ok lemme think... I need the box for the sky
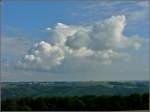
[1,0,149,82]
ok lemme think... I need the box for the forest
[2,93,149,111]
[2,81,149,100]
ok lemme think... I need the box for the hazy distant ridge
[2,81,149,100]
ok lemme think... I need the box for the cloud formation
[18,41,64,70]
[18,15,142,70]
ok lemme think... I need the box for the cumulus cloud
[66,15,141,50]
[18,41,64,70]
[18,15,142,70]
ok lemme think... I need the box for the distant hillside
[1,81,149,100]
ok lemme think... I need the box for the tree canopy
[2,93,149,111]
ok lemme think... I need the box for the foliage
[1,93,149,111]
[2,81,149,100]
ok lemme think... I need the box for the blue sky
[1,0,149,81]
[2,1,149,38]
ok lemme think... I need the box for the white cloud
[18,15,142,71]
[18,41,64,70]
[66,15,142,51]
[46,27,51,31]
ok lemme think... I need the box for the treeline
[2,93,149,111]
